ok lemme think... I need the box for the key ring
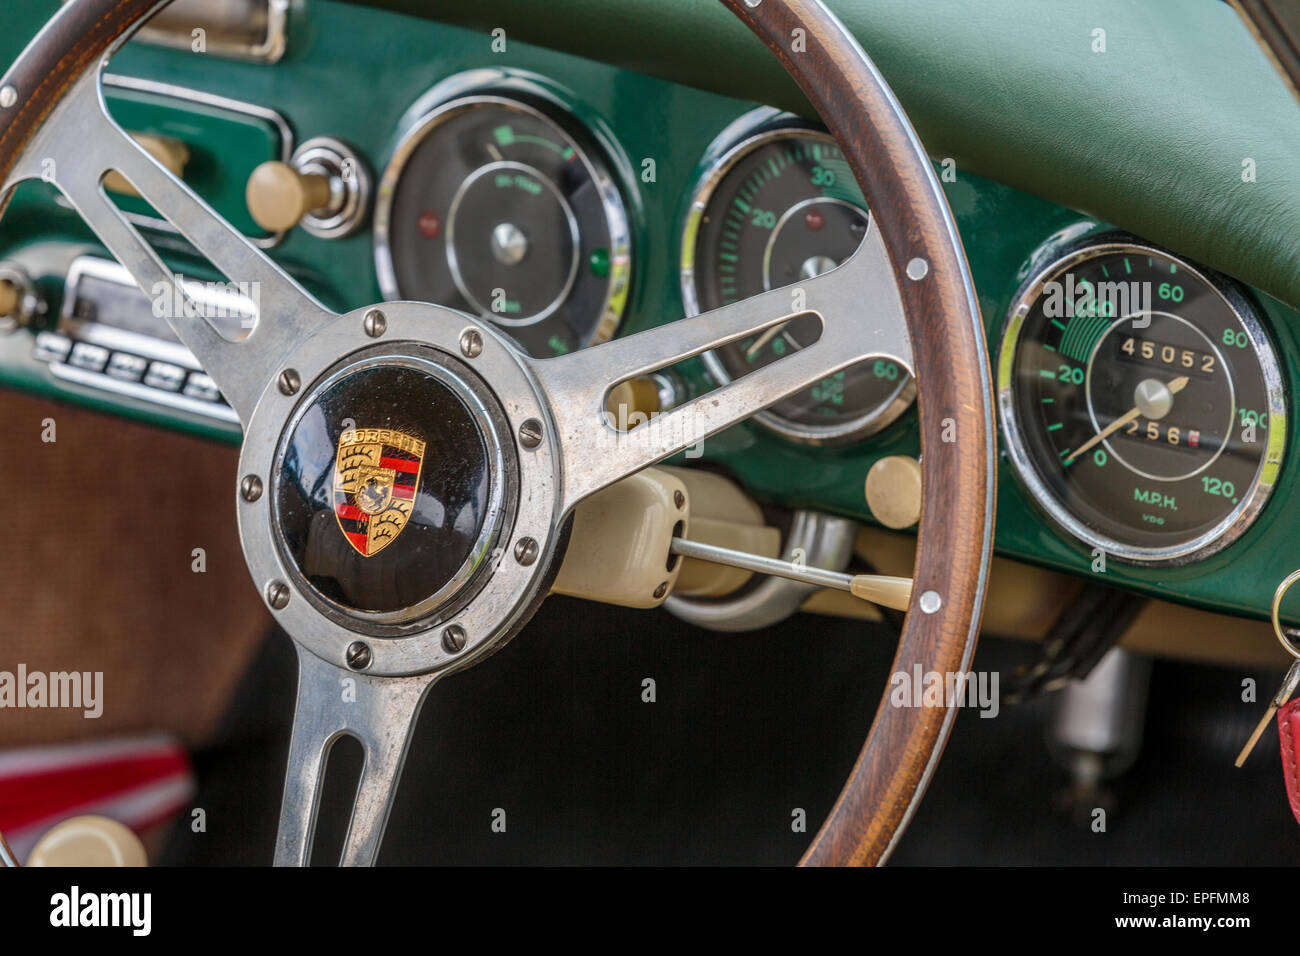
[1269,570,1300,660]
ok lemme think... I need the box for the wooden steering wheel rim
[717,0,996,866]
[0,0,995,866]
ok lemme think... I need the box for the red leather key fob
[1280,697,1300,825]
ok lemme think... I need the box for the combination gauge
[374,90,632,357]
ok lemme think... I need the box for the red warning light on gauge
[418,210,442,240]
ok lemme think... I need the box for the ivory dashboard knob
[0,278,17,318]
[604,373,679,429]
[605,376,662,422]
[246,160,336,233]
[103,133,189,196]
[865,455,923,530]
[26,815,147,867]
[0,262,40,330]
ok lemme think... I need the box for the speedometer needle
[1063,375,1190,464]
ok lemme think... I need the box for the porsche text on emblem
[333,427,425,557]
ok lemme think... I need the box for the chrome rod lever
[669,537,913,611]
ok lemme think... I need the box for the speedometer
[998,237,1286,564]
[682,117,914,445]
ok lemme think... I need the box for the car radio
[31,256,253,426]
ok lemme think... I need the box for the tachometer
[682,119,914,444]
[998,237,1286,564]
[374,92,631,357]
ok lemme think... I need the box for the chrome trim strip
[49,362,240,425]
[133,0,290,64]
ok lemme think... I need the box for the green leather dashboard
[2,0,1299,627]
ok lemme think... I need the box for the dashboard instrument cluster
[369,78,1290,572]
[0,27,1294,625]
[373,88,915,442]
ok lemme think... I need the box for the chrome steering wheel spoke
[5,69,333,425]
[528,225,913,513]
[275,646,437,867]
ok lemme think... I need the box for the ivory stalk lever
[668,537,913,611]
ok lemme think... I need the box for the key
[1235,659,1300,766]
[1235,570,1300,767]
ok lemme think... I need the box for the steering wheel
[0,0,994,865]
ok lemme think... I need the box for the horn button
[272,348,513,630]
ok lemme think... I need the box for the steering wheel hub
[233,301,564,678]
[272,347,514,630]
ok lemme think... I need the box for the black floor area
[162,596,1300,865]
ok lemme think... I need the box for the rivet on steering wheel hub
[459,327,484,358]
[513,536,539,566]
[346,640,372,670]
[362,308,387,337]
[519,417,543,449]
[266,580,291,610]
[240,474,264,502]
[441,625,467,653]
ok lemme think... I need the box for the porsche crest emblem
[333,427,425,557]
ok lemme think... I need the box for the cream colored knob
[605,376,664,428]
[104,133,189,197]
[865,455,923,530]
[849,573,914,611]
[0,279,17,318]
[27,816,147,867]
[246,160,334,232]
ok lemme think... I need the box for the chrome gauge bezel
[997,235,1288,566]
[373,90,633,350]
[680,116,915,446]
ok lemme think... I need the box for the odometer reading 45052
[998,239,1286,564]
